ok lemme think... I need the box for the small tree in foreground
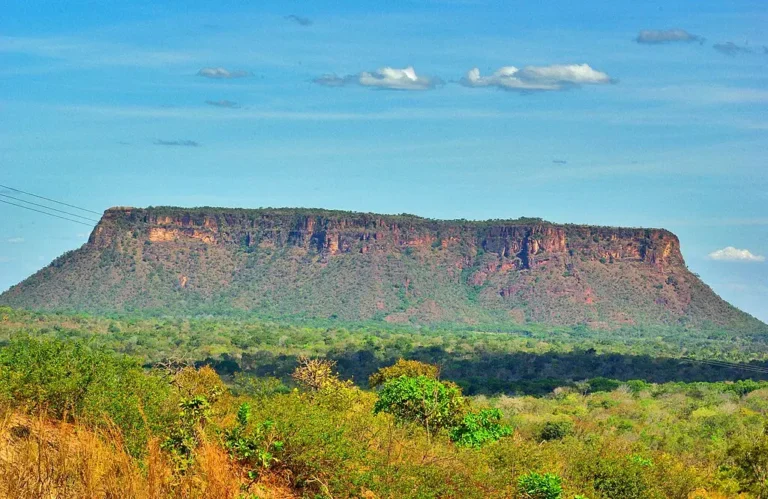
[369,359,439,388]
[292,356,340,391]
[373,375,465,436]
[727,426,768,498]
[449,408,512,448]
[223,403,284,476]
[539,420,574,442]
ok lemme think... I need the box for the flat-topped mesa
[90,207,684,270]
[4,206,762,331]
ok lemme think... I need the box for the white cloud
[314,66,438,91]
[197,67,252,79]
[359,66,436,90]
[708,247,765,262]
[7,238,24,244]
[635,29,703,44]
[0,257,10,263]
[461,64,613,92]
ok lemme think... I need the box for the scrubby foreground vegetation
[2,336,768,498]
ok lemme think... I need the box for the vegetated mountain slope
[1,206,764,332]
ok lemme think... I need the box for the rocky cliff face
[2,207,763,332]
[91,207,682,268]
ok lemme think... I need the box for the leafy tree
[171,365,226,404]
[224,403,284,475]
[723,379,763,397]
[373,375,465,436]
[587,377,621,393]
[0,336,172,456]
[449,408,512,448]
[589,457,651,499]
[626,379,652,393]
[292,356,348,391]
[539,420,574,441]
[517,472,563,499]
[162,395,211,471]
[727,427,768,498]
[232,373,290,398]
[368,358,439,388]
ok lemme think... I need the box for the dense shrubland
[2,335,768,497]
[2,307,768,399]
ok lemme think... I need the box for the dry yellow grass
[0,410,297,499]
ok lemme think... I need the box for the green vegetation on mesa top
[123,205,551,226]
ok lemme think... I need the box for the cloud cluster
[314,66,438,91]
[461,64,613,92]
[286,15,312,26]
[197,67,252,79]
[708,247,765,262]
[635,29,767,57]
[7,238,24,244]
[313,74,353,87]
[154,139,200,147]
[713,42,754,56]
[636,29,703,44]
[205,100,240,108]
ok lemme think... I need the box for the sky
[1,0,767,322]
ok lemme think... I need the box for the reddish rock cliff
[91,207,683,271]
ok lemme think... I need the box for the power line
[0,198,95,227]
[687,358,768,371]
[683,358,764,371]
[0,183,101,215]
[0,193,100,223]
[681,357,768,374]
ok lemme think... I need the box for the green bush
[162,395,211,471]
[626,379,651,393]
[232,373,290,398]
[539,420,574,441]
[723,379,763,397]
[224,403,284,474]
[449,408,512,448]
[517,472,563,499]
[726,428,768,498]
[0,336,173,456]
[590,457,651,499]
[248,391,368,496]
[374,375,465,435]
[368,359,439,388]
[587,377,621,393]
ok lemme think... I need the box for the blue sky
[1,0,767,321]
